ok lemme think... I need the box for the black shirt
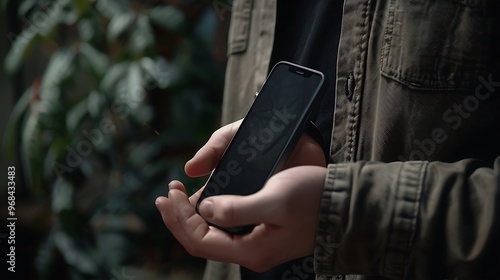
[269,0,343,160]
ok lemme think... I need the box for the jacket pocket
[227,0,253,55]
[381,0,493,90]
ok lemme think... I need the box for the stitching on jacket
[383,162,425,279]
[347,0,371,161]
[227,0,253,55]
[380,0,395,79]
[402,161,427,279]
[315,164,353,275]
[381,163,404,277]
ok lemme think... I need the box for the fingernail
[155,197,164,208]
[167,182,174,197]
[199,200,214,219]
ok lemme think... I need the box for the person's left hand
[155,165,326,272]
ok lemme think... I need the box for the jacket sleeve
[314,158,500,280]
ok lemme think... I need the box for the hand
[156,166,326,271]
[183,120,326,178]
[155,120,327,271]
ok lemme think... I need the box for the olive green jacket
[204,0,500,279]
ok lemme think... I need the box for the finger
[285,133,326,169]
[189,185,205,207]
[185,120,242,177]
[197,190,282,228]
[155,196,176,227]
[157,188,209,254]
[168,180,187,194]
[157,190,286,268]
[166,189,245,260]
[168,180,202,207]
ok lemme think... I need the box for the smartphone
[195,61,324,234]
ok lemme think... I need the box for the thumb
[197,192,280,228]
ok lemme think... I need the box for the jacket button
[345,72,355,101]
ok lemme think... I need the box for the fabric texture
[204,0,500,279]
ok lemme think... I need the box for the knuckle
[216,200,235,223]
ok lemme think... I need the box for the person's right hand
[184,119,326,179]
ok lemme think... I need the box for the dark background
[0,0,232,279]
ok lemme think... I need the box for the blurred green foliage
[2,0,227,279]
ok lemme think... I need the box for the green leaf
[139,57,181,89]
[2,87,32,162]
[78,13,103,43]
[107,12,135,42]
[4,28,39,75]
[29,0,67,36]
[59,0,78,25]
[87,90,106,119]
[96,0,128,18]
[41,47,76,101]
[79,43,109,79]
[43,142,63,183]
[125,62,143,109]
[66,97,89,133]
[20,110,44,192]
[38,92,65,132]
[100,61,129,93]
[130,14,154,54]
[53,230,98,275]
[18,0,37,16]
[51,179,80,239]
[148,5,186,32]
[35,48,75,133]
[52,178,74,213]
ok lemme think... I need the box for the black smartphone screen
[196,62,324,233]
